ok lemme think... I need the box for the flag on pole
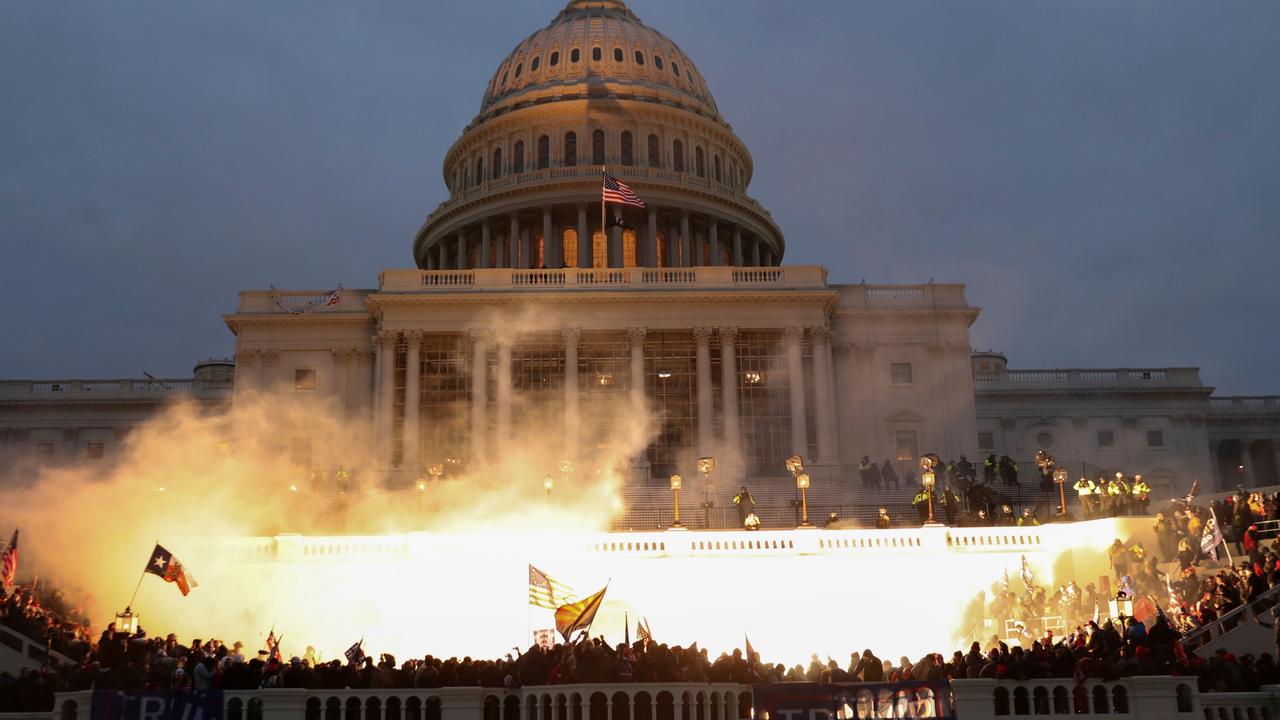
[602,172,646,208]
[554,584,608,642]
[1184,480,1200,506]
[1019,556,1035,590]
[1,529,17,588]
[344,638,365,665]
[1201,510,1225,561]
[529,565,576,609]
[144,544,197,596]
[744,634,757,664]
[636,617,652,645]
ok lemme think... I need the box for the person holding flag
[1202,508,1230,563]
[554,583,608,643]
[1,528,16,588]
[345,638,366,666]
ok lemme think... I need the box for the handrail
[1181,583,1280,650]
[0,622,76,668]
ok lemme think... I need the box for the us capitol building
[1,0,1277,503]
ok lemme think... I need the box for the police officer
[912,487,930,523]
[1132,475,1151,515]
[1074,476,1097,519]
[1018,509,1040,527]
[1110,472,1131,516]
[875,507,892,529]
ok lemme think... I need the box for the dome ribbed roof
[479,0,718,118]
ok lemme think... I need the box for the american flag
[1,529,16,587]
[602,172,645,208]
[529,564,576,609]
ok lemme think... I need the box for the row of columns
[375,325,839,473]
[424,205,773,271]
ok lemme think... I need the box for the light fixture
[115,608,140,635]
[289,483,298,492]
[543,474,554,498]
[785,455,804,475]
[596,372,613,386]
[669,474,683,528]
[1053,467,1069,515]
[744,371,763,385]
[920,455,941,526]
[657,371,672,379]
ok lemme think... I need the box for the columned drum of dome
[413,0,785,271]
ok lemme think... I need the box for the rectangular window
[895,430,918,463]
[978,432,995,451]
[890,362,913,385]
[35,443,53,462]
[1097,430,1115,448]
[1146,430,1165,448]
[86,442,105,460]
[294,368,317,391]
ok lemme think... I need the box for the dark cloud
[2,1,1276,393]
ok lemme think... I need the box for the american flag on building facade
[602,172,646,208]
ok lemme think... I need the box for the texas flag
[144,544,197,596]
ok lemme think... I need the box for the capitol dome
[414,0,784,272]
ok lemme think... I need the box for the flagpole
[127,539,160,609]
[600,166,606,268]
[1211,508,1234,565]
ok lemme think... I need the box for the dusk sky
[2,1,1277,394]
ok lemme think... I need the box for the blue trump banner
[90,690,223,720]
[753,681,954,720]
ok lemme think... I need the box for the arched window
[592,230,606,268]
[672,62,680,78]
[592,47,601,61]
[694,146,705,177]
[570,48,580,63]
[514,63,522,78]
[533,233,545,269]
[476,155,485,183]
[623,228,637,267]
[563,132,577,166]
[592,129,605,165]
[549,51,559,67]
[500,71,508,85]
[620,131,634,166]
[647,134,660,168]
[656,231,666,268]
[562,229,578,268]
[654,55,663,70]
[634,50,644,65]
[673,139,684,172]
[613,47,623,62]
[513,141,525,174]
[537,135,549,170]
[492,148,502,179]
[713,153,721,182]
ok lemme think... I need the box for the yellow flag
[554,584,608,642]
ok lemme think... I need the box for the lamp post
[796,472,811,527]
[920,455,942,526]
[1054,467,1069,516]
[417,475,427,519]
[543,474,554,499]
[697,457,716,528]
[669,474,683,528]
[785,455,808,527]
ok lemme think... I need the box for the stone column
[784,326,808,461]
[480,221,491,269]
[456,230,466,270]
[732,227,744,266]
[376,331,397,466]
[495,339,513,453]
[719,327,741,462]
[750,238,762,267]
[470,330,489,463]
[402,331,423,472]
[627,327,650,476]
[234,349,259,397]
[667,220,680,267]
[694,327,714,457]
[608,223,622,268]
[542,205,557,268]
[577,204,591,269]
[426,252,436,271]
[709,220,720,266]
[330,348,351,413]
[259,349,279,391]
[563,328,580,460]
[508,213,520,268]
[680,210,692,267]
[521,227,532,270]
[647,205,658,268]
[810,326,837,464]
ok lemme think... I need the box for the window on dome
[475,156,485,183]
[686,70,693,83]
[620,131,634,166]
[694,146,705,178]
[514,63,522,78]
[647,134,660,168]
[613,47,623,62]
[513,141,525,173]
[501,71,508,85]
[713,154,721,183]
[530,56,540,72]
[564,131,577,167]
[592,47,601,61]
[654,55,663,70]
[591,129,605,165]
[570,48,580,63]
[549,51,559,67]
[672,62,680,77]
[492,148,502,179]
[673,139,684,172]
[634,50,644,65]
[537,135,549,170]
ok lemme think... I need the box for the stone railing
[0,623,74,673]
[1182,584,1280,652]
[25,678,1276,720]
[0,378,232,400]
[973,367,1204,389]
[1209,396,1280,416]
[235,288,372,314]
[375,266,829,293]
